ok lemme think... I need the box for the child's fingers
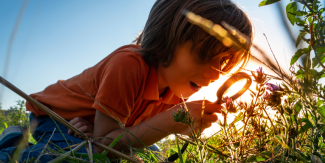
[69,117,83,125]
[78,126,93,133]
[68,129,73,135]
[194,122,212,132]
[204,103,222,114]
[202,113,218,123]
[74,122,86,129]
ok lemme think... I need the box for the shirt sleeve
[92,51,143,124]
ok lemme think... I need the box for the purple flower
[181,105,185,113]
[252,67,266,84]
[263,91,270,99]
[257,67,263,73]
[296,79,301,84]
[266,83,280,91]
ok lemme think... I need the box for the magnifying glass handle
[216,72,252,104]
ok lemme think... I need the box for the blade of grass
[87,140,93,163]
[102,132,125,155]
[175,134,184,163]
[48,140,87,163]
[93,141,141,163]
[35,128,56,162]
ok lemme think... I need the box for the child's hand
[175,100,221,135]
[68,117,94,138]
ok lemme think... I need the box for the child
[0,0,252,162]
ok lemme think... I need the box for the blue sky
[0,0,302,109]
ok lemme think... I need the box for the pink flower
[257,67,263,73]
[266,83,280,91]
[263,91,270,99]
[225,96,232,108]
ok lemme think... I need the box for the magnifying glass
[215,72,252,104]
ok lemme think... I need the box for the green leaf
[296,69,304,75]
[320,57,325,68]
[92,154,111,162]
[320,74,325,79]
[316,47,325,58]
[259,0,281,7]
[313,57,319,68]
[296,10,307,16]
[246,155,257,162]
[286,2,298,25]
[310,69,319,77]
[308,17,313,24]
[4,122,7,129]
[102,132,125,155]
[320,8,325,15]
[315,47,325,63]
[296,34,302,48]
[317,105,325,124]
[260,151,272,157]
[256,156,266,161]
[294,101,302,114]
[291,48,309,65]
[298,118,313,134]
[229,112,244,128]
[318,100,325,107]
[275,135,282,142]
[296,32,307,47]
[75,153,110,163]
[109,133,124,148]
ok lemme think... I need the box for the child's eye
[220,57,230,70]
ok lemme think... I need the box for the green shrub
[0,100,29,131]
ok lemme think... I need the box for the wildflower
[263,91,269,99]
[257,67,263,73]
[251,67,267,84]
[225,96,237,113]
[266,83,280,91]
[181,105,186,115]
[225,96,232,108]
[172,104,195,125]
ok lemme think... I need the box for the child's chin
[176,92,192,99]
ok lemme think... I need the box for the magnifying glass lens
[222,79,248,98]
[215,72,252,104]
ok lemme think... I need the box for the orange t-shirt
[26,45,181,127]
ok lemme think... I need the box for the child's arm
[93,100,221,156]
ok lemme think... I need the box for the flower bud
[266,83,280,91]
[252,67,267,84]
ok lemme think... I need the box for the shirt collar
[143,67,180,104]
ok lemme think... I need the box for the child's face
[157,40,231,98]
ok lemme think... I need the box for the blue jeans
[0,113,90,162]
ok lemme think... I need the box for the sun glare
[187,67,257,137]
